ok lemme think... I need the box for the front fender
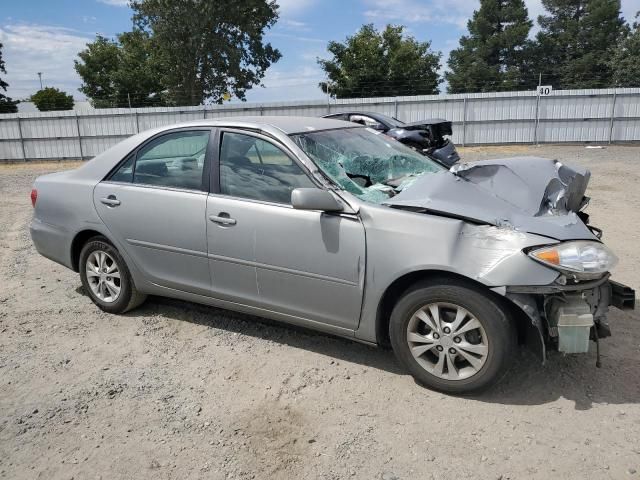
[354,204,559,343]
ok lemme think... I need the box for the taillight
[30,189,37,207]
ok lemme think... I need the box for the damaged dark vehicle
[323,111,460,167]
[30,117,634,394]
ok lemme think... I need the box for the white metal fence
[1,87,639,161]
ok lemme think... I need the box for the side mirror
[291,188,344,212]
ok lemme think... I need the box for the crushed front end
[507,238,634,359]
[506,274,634,361]
[384,156,635,361]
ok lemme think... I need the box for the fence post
[74,112,84,160]
[203,107,207,119]
[133,110,139,133]
[16,115,27,161]
[534,92,541,145]
[608,89,617,145]
[462,97,467,147]
[394,97,398,118]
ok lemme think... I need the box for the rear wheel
[389,280,515,394]
[79,237,146,314]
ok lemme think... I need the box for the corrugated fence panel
[21,116,77,139]
[1,141,24,160]
[0,119,20,140]
[468,96,537,121]
[82,136,129,157]
[1,88,639,161]
[616,93,640,118]
[210,108,256,118]
[540,120,610,143]
[612,119,640,142]
[541,95,612,120]
[81,113,136,137]
[24,138,80,160]
[466,120,535,144]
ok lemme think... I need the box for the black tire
[389,278,516,394]
[79,236,146,314]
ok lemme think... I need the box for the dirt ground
[0,145,639,480]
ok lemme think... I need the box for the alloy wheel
[85,250,121,303]
[406,302,489,380]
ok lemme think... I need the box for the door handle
[100,196,121,207]
[209,214,236,226]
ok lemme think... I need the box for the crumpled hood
[384,157,598,241]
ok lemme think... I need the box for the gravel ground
[0,145,639,480]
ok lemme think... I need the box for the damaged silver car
[30,116,634,393]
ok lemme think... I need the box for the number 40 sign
[537,85,553,96]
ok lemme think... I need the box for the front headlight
[527,241,618,279]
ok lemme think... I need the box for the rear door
[93,128,213,295]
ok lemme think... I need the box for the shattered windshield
[290,127,443,203]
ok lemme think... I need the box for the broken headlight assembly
[527,241,618,280]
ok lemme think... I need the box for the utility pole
[37,72,43,90]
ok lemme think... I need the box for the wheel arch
[70,229,110,272]
[374,269,529,348]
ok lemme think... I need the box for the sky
[1,0,638,104]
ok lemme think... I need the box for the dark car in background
[323,111,460,167]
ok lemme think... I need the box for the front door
[206,130,366,330]
[93,128,213,295]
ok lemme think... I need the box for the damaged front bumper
[504,277,635,360]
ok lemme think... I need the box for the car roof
[70,116,358,181]
[168,116,355,135]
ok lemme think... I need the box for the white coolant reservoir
[551,295,594,354]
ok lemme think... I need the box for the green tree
[30,87,74,111]
[535,0,626,89]
[131,0,281,105]
[445,0,535,93]
[0,42,18,113]
[609,12,640,87]
[75,32,165,108]
[318,24,441,98]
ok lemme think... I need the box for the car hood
[383,157,597,241]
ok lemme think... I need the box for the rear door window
[110,130,210,191]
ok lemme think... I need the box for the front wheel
[389,280,516,394]
[79,236,146,314]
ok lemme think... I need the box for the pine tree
[0,42,18,113]
[609,12,640,87]
[535,0,625,89]
[446,0,535,93]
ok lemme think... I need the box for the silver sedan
[30,116,631,393]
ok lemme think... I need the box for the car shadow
[79,287,640,409]
[471,345,640,410]
[131,294,406,376]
